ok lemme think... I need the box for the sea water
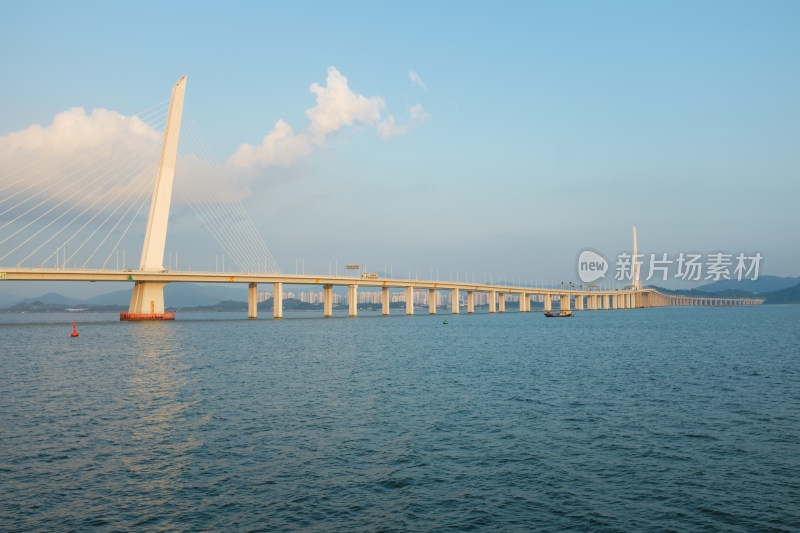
[1,306,798,531]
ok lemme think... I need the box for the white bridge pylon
[124,76,186,320]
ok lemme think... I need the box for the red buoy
[71,319,79,337]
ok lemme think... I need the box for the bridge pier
[406,286,414,315]
[451,288,459,314]
[349,285,358,317]
[248,282,257,319]
[273,282,283,318]
[382,286,390,315]
[498,293,506,313]
[575,294,584,311]
[544,294,552,312]
[467,291,475,313]
[428,288,437,314]
[489,290,496,313]
[560,294,571,311]
[323,284,333,317]
[122,281,174,320]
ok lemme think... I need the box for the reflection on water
[121,323,202,517]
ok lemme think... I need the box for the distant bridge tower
[122,76,186,320]
[632,225,641,290]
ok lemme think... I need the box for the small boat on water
[544,310,573,317]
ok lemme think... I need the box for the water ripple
[1,307,798,531]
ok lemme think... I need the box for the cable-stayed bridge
[0,78,763,319]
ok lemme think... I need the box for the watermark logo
[577,250,608,283]
[577,249,763,283]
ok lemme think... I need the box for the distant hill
[83,288,133,306]
[1,283,250,311]
[5,301,124,313]
[68,283,251,308]
[20,292,80,305]
[647,286,755,298]
[696,275,800,294]
[0,292,22,309]
[256,298,318,311]
[759,282,800,305]
[166,284,250,308]
[181,298,318,312]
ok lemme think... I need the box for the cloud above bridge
[0,66,428,213]
[226,66,427,170]
[0,68,427,268]
[0,107,160,159]
[0,107,162,211]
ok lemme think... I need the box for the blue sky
[1,0,798,296]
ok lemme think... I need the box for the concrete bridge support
[499,293,506,313]
[248,282,257,319]
[489,290,496,313]
[382,286,390,315]
[428,289,437,314]
[544,294,552,312]
[467,291,475,313]
[452,288,459,314]
[273,282,283,318]
[575,295,584,311]
[323,284,332,317]
[349,285,358,317]
[560,294,571,311]
[406,286,414,315]
[125,281,168,318]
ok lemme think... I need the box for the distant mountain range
[2,276,799,312]
[694,275,800,294]
[650,275,800,304]
[0,283,251,311]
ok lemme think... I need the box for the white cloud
[409,70,427,90]
[0,109,165,268]
[0,107,159,157]
[227,67,385,170]
[306,67,384,140]
[409,104,430,123]
[377,103,430,139]
[0,107,161,207]
[377,115,407,138]
[227,119,312,169]
[1,67,430,204]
